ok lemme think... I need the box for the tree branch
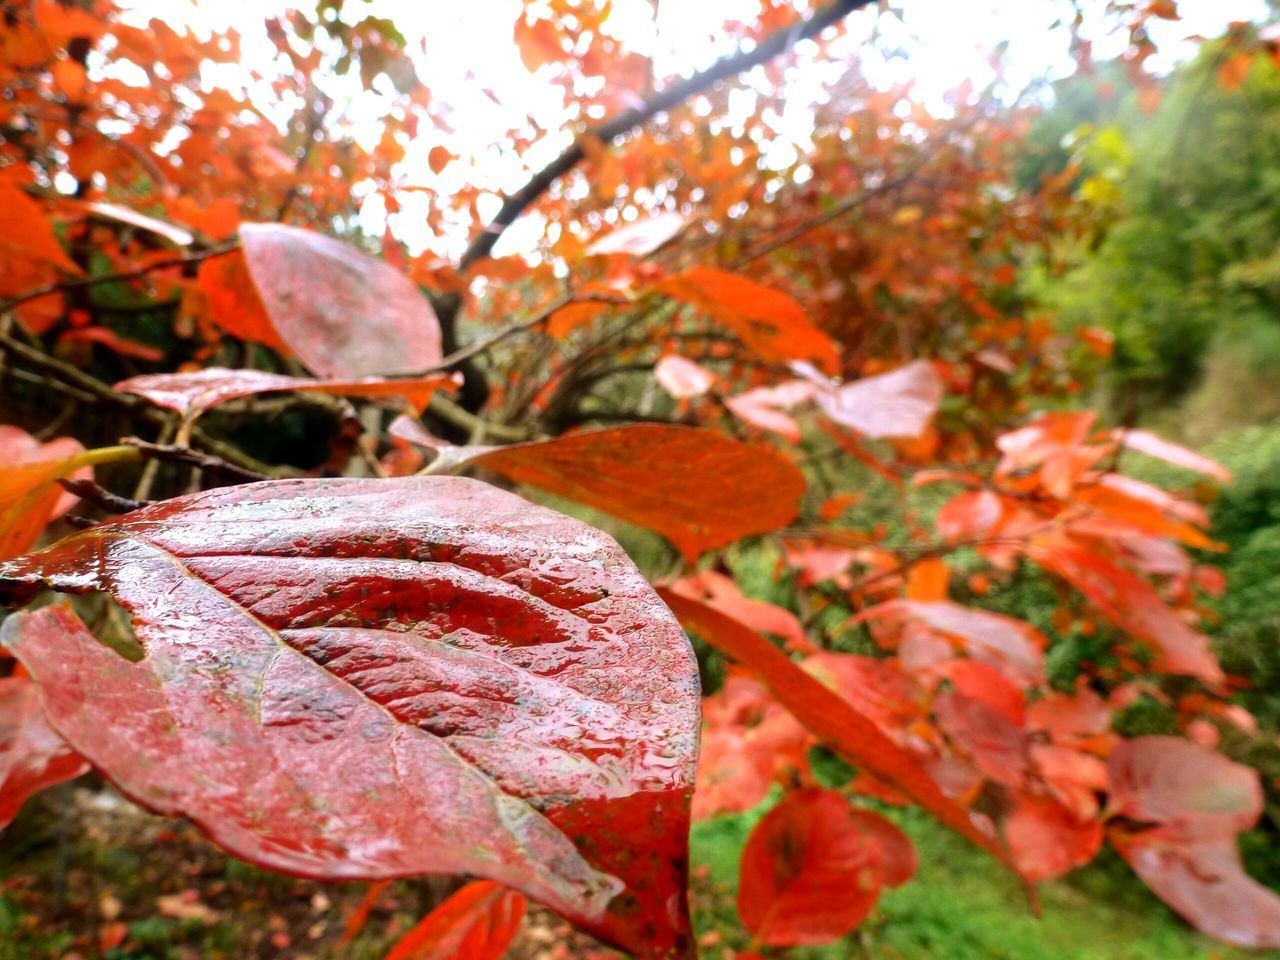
[456,0,875,273]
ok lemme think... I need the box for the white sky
[117,0,1270,256]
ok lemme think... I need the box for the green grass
[691,800,1279,959]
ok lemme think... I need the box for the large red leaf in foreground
[0,674,89,828]
[236,223,443,377]
[385,881,527,960]
[737,789,916,946]
[0,477,699,958]
[392,421,807,562]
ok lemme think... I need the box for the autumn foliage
[1,0,1279,957]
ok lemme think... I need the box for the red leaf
[724,382,817,443]
[738,789,914,946]
[58,327,166,362]
[1113,833,1280,949]
[394,423,806,563]
[587,213,685,257]
[0,478,699,958]
[196,249,289,354]
[1107,737,1261,842]
[0,673,89,829]
[657,268,839,374]
[117,368,461,418]
[239,223,444,377]
[816,361,943,440]
[854,600,1046,688]
[657,591,1012,869]
[385,881,526,960]
[1031,545,1223,684]
[935,490,1005,542]
[934,690,1028,789]
[1005,794,1101,882]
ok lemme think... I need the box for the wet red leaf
[0,477,699,958]
[737,789,914,946]
[385,881,527,960]
[238,223,444,377]
[0,673,89,829]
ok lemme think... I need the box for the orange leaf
[657,268,839,374]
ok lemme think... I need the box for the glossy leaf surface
[0,673,89,829]
[385,881,527,960]
[0,477,700,957]
[239,223,444,377]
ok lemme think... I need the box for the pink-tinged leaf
[1030,545,1223,685]
[0,673,89,829]
[385,881,526,960]
[737,789,915,946]
[239,223,444,377]
[117,368,462,418]
[1107,737,1261,842]
[0,478,699,958]
[393,423,806,563]
[1006,794,1102,882]
[656,268,839,374]
[816,362,943,439]
[936,660,1025,726]
[1116,429,1232,482]
[1114,833,1280,949]
[724,381,818,443]
[654,356,714,399]
[586,213,685,256]
[83,201,195,247]
[854,600,1046,688]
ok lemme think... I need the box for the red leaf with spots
[117,368,461,418]
[0,477,699,958]
[385,881,527,960]
[0,673,89,829]
[737,789,914,946]
[236,223,443,377]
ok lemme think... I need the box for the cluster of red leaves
[0,1,1275,958]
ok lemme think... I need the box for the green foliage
[1036,34,1280,414]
